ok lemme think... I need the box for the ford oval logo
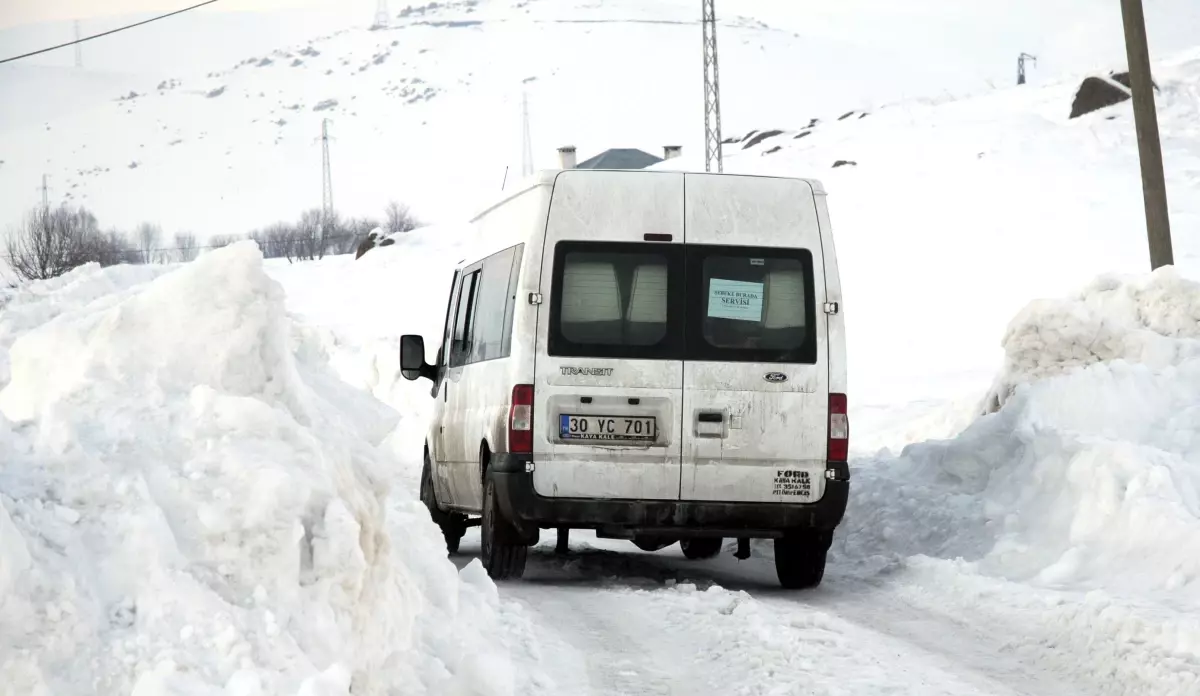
[764,372,788,383]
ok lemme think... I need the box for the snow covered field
[4,0,1200,693]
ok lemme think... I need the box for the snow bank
[832,268,1200,693]
[982,267,1200,411]
[0,243,529,696]
[840,267,1200,595]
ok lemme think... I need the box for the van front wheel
[481,475,528,580]
[774,530,832,589]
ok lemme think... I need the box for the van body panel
[679,173,830,504]
[814,193,848,396]
[532,170,686,500]
[419,168,846,531]
[433,185,549,514]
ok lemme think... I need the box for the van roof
[473,169,827,223]
[462,170,829,264]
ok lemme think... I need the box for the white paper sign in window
[707,278,764,322]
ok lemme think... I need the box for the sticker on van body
[707,279,765,322]
[772,469,812,497]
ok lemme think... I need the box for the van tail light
[828,393,849,461]
[509,384,534,454]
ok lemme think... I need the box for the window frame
[545,241,819,364]
[444,244,526,369]
[448,268,481,368]
[684,244,818,365]
[546,240,686,360]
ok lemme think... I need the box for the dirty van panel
[533,171,685,501]
[680,174,830,504]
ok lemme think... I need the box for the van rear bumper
[489,454,849,539]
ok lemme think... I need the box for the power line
[0,0,222,66]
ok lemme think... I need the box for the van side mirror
[400,335,436,383]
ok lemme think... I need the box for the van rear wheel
[774,530,832,589]
[420,455,466,554]
[680,538,723,560]
[481,475,528,580]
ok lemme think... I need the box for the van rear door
[532,170,685,500]
[680,173,831,505]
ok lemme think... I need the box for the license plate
[559,414,656,442]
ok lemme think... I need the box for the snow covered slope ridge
[833,267,1200,693]
[0,243,542,696]
[5,0,1200,237]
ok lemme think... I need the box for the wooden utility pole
[1120,0,1174,269]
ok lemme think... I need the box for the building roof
[575,148,664,170]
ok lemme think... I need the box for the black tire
[774,531,832,589]
[680,537,723,560]
[420,455,465,554]
[481,476,527,579]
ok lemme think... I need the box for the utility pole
[1017,52,1036,85]
[521,91,534,177]
[40,175,50,212]
[702,0,724,173]
[74,20,83,69]
[372,0,389,29]
[321,119,333,256]
[1120,0,1173,269]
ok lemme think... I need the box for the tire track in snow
[454,532,1087,696]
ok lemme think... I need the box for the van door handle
[697,412,723,423]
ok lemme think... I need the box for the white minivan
[400,168,849,589]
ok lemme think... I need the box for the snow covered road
[451,531,1105,696]
[268,237,1200,696]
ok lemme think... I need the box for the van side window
[437,270,461,368]
[446,244,525,368]
[469,244,524,363]
[500,245,524,357]
[449,270,480,367]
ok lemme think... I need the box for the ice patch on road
[0,243,540,695]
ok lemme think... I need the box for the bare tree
[292,208,325,261]
[174,232,198,262]
[136,222,163,264]
[209,234,238,249]
[4,205,98,281]
[384,201,420,234]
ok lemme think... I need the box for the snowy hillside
[3,0,1200,238]
[651,47,1200,416]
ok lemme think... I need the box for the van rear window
[548,243,684,359]
[548,242,816,364]
[687,247,817,364]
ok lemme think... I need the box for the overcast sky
[0,0,326,29]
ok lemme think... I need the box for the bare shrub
[384,201,420,234]
[174,232,199,262]
[5,205,100,281]
[136,222,163,264]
